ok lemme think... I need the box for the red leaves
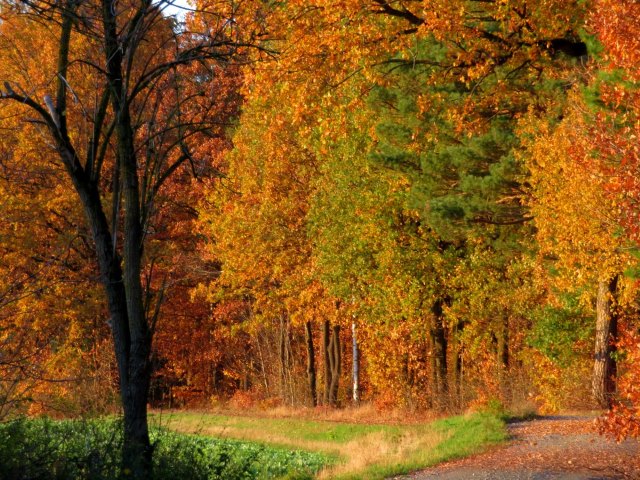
[599,326,640,440]
[591,0,640,81]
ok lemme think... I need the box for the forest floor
[392,416,640,480]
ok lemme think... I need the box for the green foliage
[370,61,524,244]
[581,68,639,114]
[623,246,640,279]
[579,28,604,59]
[0,417,121,480]
[0,418,327,480]
[528,293,593,368]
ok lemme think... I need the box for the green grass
[156,411,508,479]
[0,411,507,479]
[153,411,395,444]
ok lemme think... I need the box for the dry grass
[258,403,440,425]
[165,401,441,425]
[317,428,447,479]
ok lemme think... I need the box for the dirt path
[393,416,640,480]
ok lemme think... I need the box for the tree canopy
[1,3,640,474]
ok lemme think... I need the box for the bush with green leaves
[0,418,326,480]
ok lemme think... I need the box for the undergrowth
[0,417,327,480]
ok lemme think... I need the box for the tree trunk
[255,333,270,395]
[329,324,341,406]
[592,275,619,408]
[452,320,464,407]
[279,316,287,399]
[497,316,509,396]
[322,320,331,405]
[305,321,317,407]
[431,299,448,399]
[499,317,509,370]
[119,102,153,480]
[284,318,295,405]
[352,322,360,404]
[59,131,151,477]
[69,174,152,478]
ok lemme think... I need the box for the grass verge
[155,410,508,479]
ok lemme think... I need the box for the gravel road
[391,416,640,480]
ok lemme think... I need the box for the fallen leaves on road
[398,416,640,479]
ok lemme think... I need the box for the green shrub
[0,418,327,480]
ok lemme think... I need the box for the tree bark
[329,324,341,406]
[78,181,151,476]
[352,322,360,404]
[322,320,331,405]
[431,299,448,400]
[279,316,287,399]
[499,317,509,370]
[255,333,270,395]
[452,320,464,407]
[304,321,317,407]
[102,3,152,475]
[592,275,619,408]
[57,106,151,480]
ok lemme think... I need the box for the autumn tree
[519,0,640,415]
[0,0,263,475]
[350,17,586,403]
[0,76,116,417]
[201,0,629,416]
[201,0,593,411]
[522,101,632,409]
[199,73,342,405]
[571,0,640,433]
[0,263,53,419]
[308,97,449,407]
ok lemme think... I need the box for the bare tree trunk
[74,168,152,475]
[323,320,331,405]
[499,317,509,370]
[329,324,341,406]
[431,299,448,400]
[279,316,287,399]
[593,275,619,408]
[305,321,317,407]
[101,4,153,475]
[285,319,295,405]
[497,317,509,397]
[254,333,269,395]
[452,320,464,408]
[352,322,360,404]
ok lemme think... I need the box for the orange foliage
[586,0,640,438]
[4,0,639,421]
[599,323,640,439]
[0,2,245,414]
